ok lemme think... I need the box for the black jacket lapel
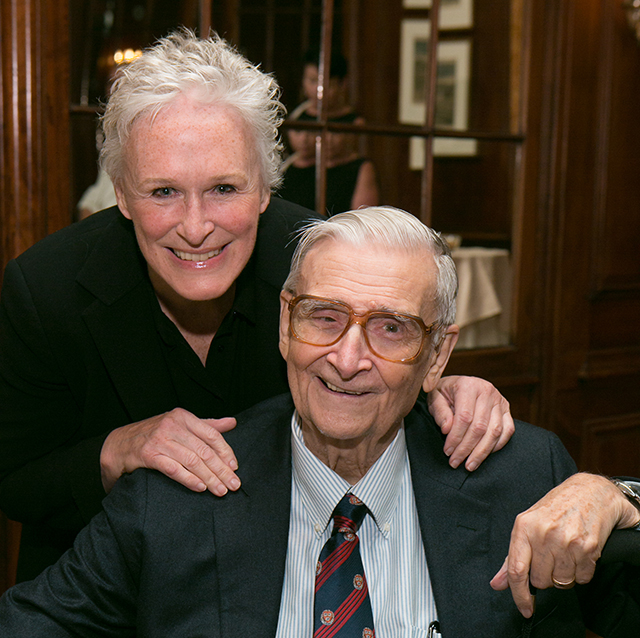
[406,408,495,638]
[212,394,294,637]
[76,212,178,421]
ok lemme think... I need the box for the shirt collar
[151,252,259,349]
[291,411,407,539]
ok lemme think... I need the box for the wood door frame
[0,0,70,591]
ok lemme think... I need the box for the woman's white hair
[100,28,285,191]
[283,206,458,338]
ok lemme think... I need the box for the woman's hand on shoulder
[428,375,514,471]
[100,409,239,495]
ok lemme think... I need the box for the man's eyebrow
[305,296,421,317]
[362,304,418,316]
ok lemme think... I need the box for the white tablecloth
[451,247,512,349]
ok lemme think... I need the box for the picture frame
[402,0,474,30]
[398,18,477,162]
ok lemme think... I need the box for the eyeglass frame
[286,294,442,364]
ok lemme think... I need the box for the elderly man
[1,207,638,637]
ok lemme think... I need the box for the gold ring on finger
[552,577,575,590]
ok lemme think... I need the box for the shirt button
[314,523,323,533]
[383,523,391,533]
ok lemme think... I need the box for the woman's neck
[150,271,235,366]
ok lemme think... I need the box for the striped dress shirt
[276,412,440,638]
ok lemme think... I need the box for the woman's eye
[214,184,236,195]
[152,187,175,198]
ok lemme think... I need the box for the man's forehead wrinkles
[297,241,437,318]
[301,296,421,322]
[305,296,419,317]
[302,268,420,290]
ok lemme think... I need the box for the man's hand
[490,473,640,618]
[100,409,239,495]
[428,375,514,471]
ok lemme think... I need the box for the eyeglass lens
[291,298,424,361]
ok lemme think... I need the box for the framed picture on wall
[402,0,474,30]
[399,18,477,161]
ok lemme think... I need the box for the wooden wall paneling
[582,372,640,428]
[583,1,640,387]
[0,0,70,277]
[533,0,640,477]
[533,0,595,439]
[1,0,46,274]
[553,0,598,392]
[592,0,640,296]
[588,295,640,351]
[503,0,535,395]
[470,0,512,133]
[0,0,70,595]
[582,342,640,380]
[581,0,640,478]
[581,411,640,477]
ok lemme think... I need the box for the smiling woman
[0,29,315,581]
[114,97,270,350]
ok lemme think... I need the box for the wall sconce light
[113,48,142,65]
[623,0,640,40]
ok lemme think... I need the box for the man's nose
[177,197,215,245]
[326,324,373,377]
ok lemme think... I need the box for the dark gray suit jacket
[1,394,638,637]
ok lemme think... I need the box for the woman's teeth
[172,248,222,262]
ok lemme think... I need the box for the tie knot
[332,493,369,533]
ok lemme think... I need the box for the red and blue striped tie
[314,494,375,638]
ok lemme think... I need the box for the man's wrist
[610,477,640,530]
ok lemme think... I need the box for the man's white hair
[100,28,285,192]
[283,206,458,340]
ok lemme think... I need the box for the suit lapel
[211,395,294,637]
[405,409,496,637]
[208,396,497,637]
[77,213,179,421]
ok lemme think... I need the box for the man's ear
[278,291,293,359]
[114,183,132,220]
[422,325,460,394]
